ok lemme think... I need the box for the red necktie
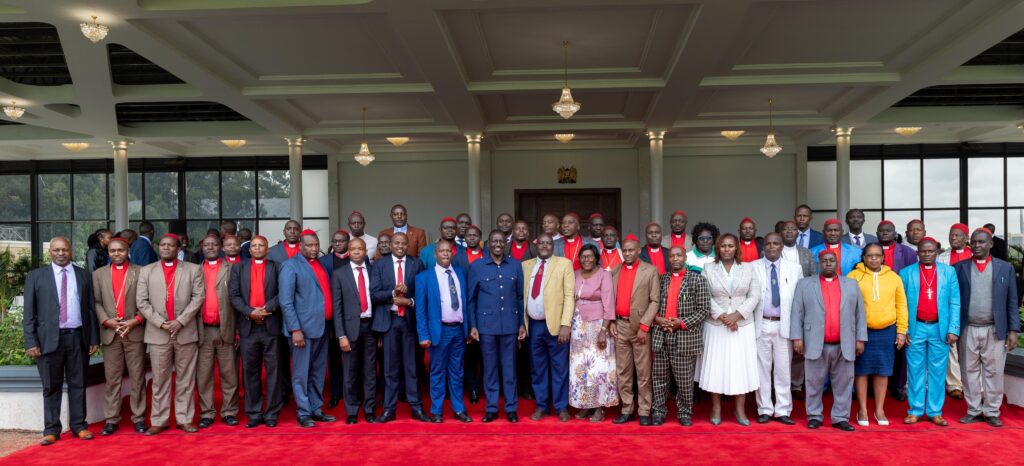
[396,259,405,317]
[357,266,368,312]
[531,259,545,299]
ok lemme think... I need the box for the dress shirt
[392,225,408,234]
[391,255,409,312]
[435,264,463,323]
[781,245,800,264]
[761,258,782,318]
[847,233,865,248]
[350,260,373,318]
[52,262,81,329]
[455,237,468,248]
[526,258,548,320]
[797,229,812,249]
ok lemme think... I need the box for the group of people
[21,203,1021,446]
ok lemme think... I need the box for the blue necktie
[446,269,459,310]
[799,232,807,248]
[770,263,780,307]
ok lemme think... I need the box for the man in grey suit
[790,250,867,432]
[840,209,878,249]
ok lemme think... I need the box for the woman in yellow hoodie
[847,242,908,427]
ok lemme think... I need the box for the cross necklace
[921,267,935,300]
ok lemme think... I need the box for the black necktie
[446,269,459,310]
[771,263,780,307]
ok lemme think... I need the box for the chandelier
[386,137,409,147]
[893,127,921,137]
[720,130,744,140]
[80,16,109,43]
[3,101,24,120]
[220,139,246,149]
[760,98,782,158]
[62,142,90,152]
[554,133,575,143]
[354,107,375,166]
[551,41,581,119]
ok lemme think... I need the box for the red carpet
[4,384,1023,465]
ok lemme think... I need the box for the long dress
[569,269,619,409]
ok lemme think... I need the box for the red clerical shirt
[111,264,128,319]
[285,242,300,258]
[601,248,623,271]
[162,261,177,320]
[820,276,841,343]
[203,259,222,325]
[949,248,972,265]
[975,255,991,273]
[563,236,583,270]
[249,260,266,308]
[740,240,760,263]
[882,244,895,269]
[827,243,843,273]
[670,233,687,249]
[615,263,638,318]
[510,241,529,261]
[917,264,938,322]
[647,246,666,274]
[664,270,686,327]
[308,258,332,320]
[225,255,241,264]
[467,248,483,264]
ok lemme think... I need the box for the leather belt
[763,316,781,321]
[59,327,80,334]
[205,323,220,327]
[916,318,938,324]
[442,321,462,327]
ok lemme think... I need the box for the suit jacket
[129,236,157,266]
[229,259,282,337]
[752,258,802,339]
[992,236,1008,261]
[504,241,537,262]
[199,261,236,343]
[552,236,593,258]
[810,242,863,275]
[841,232,879,248]
[639,246,671,270]
[790,245,815,277]
[900,263,960,338]
[320,253,350,278]
[651,271,710,356]
[789,275,868,361]
[370,254,424,334]
[704,261,761,327]
[136,260,205,345]
[611,261,660,338]
[331,260,376,342]
[92,263,144,345]
[521,256,576,336]
[954,258,1020,340]
[415,265,470,345]
[420,242,462,271]
[86,246,108,274]
[377,225,428,258]
[240,241,251,259]
[23,264,100,354]
[884,242,918,273]
[453,248,486,272]
[799,229,825,249]
[278,255,329,339]
[267,242,301,266]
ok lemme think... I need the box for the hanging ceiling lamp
[551,41,581,119]
[554,133,575,143]
[220,139,246,149]
[759,98,782,158]
[62,142,90,152]
[720,130,745,140]
[80,16,109,43]
[893,127,922,137]
[354,107,375,166]
[386,137,409,147]
[3,101,25,120]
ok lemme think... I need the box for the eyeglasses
[697,236,714,241]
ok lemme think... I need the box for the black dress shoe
[346,416,358,425]
[612,413,634,424]
[984,416,1003,427]
[960,414,982,424]
[650,417,664,426]
[507,412,519,423]
[134,421,147,434]
[198,418,214,428]
[298,417,315,428]
[246,418,263,428]
[775,416,795,425]
[312,412,337,423]
[430,414,443,423]
[365,411,377,423]
[328,397,340,408]
[265,419,278,428]
[376,410,397,423]
[639,416,652,426]
[521,391,535,401]
[808,419,822,429]
[757,414,772,424]
[101,423,118,436]
[482,412,499,423]
[678,418,692,426]
[832,421,855,432]
[454,412,472,423]
[223,416,239,427]
[469,390,480,404]
[891,390,907,402]
[410,408,430,422]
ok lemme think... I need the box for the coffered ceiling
[0,0,1023,160]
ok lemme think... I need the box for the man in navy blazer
[371,232,430,422]
[639,222,672,274]
[954,228,1020,427]
[794,205,824,249]
[278,230,337,428]
[129,221,158,266]
[416,240,473,423]
[331,238,379,424]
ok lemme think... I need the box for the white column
[466,134,482,224]
[109,139,132,231]
[834,127,853,219]
[285,137,304,223]
[648,130,665,223]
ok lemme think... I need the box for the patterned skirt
[569,311,619,409]
[855,324,896,376]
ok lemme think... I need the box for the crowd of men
[21,204,1021,445]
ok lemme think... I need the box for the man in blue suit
[129,221,158,266]
[371,232,430,423]
[469,230,526,423]
[416,240,473,423]
[794,205,824,249]
[278,229,337,428]
[899,237,960,426]
[810,219,862,275]
[954,228,1020,427]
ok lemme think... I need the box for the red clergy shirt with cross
[664,270,686,328]
[820,276,841,343]
[917,264,938,322]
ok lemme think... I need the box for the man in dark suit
[983,223,1009,261]
[640,222,671,274]
[417,240,473,423]
[229,235,284,428]
[841,209,878,248]
[376,204,429,258]
[454,224,486,272]
[268,220,303,265]
[279,230,337,428]
[794,205,824,249]
[371,232,429,422]
[320,229,350,408]
[505,220,536,262]
[331,238,379,424]
[129,220,158,266]
[238,227,253,259]
[23,237,100,445]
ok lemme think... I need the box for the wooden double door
[514,188,621,239]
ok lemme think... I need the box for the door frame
[514,187,622,233]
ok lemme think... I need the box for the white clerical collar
[923,264,934,270]
[254,259,265,264]
[162,261,176,267]
[649,246,660,252]
[824,276,835,282]
[625,263,635,270]
[207,259,219,265]
[114,264,125,270]
[286,242,298,248]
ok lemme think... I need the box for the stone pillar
[109,139,132,231]
[834,127,853,219]
[285,137,304,223]
[466,134,482,224]
[648,130,665,223]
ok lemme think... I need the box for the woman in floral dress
[569,244,618,421]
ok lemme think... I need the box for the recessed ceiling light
[894,127,922,137]
[220,139,246,149]
[554,133,575,143]
[720,130,744,140]
[386,137,409,147]
[62,142,90,152]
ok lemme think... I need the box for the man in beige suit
[611,235,660,426]
[92,237,147,436]
[136,233,205,435]
[522,233,576,422]
[196,235,240,428]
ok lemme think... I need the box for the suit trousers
[239,325,283,421]
[946,343,963,392]
[890,346,908,395]
[805,343,854,424]
[791,353,804,392]
[651,331,698,420]
[197,326,240,419]
[342,320,377,417]
[291,334,327,418]
[959,324,1008,418]
[906,321,949,417]
[528,318,570,412]
[429,324,467,415]
[37,329,88,436]
[381,316,422,411]
[615,321,653,416]
[327,324,344,401]
[101,333,147,424]
[481,333,519,413]
[464,339,483,393]
[149,336,198,427]
[756,320,793,417]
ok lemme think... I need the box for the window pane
[850,160,881,209]
[72,221,109,265]
[884,210,921,239]
[131,221,170,243]
[883,160,920,209]
[108,173,144,221]
[302,169,328,218]
[0,223,31,257]
[73,173,107,220]
[145,172,178,219]
[258,219,287,246]
[258,170,291,218]
[967,158,1003,207]
[862,210,882,234]
[186,172,219,219]
[38,223,71,263]
[1008,208,1024,235]
[188,220,220,253]
[0,175,30,221]
[923,210,961,240]
[38,174,71,220]
[222,171,256,218]
[923,159,959,208]
[807,161,836,211]
[968,209,1002,236]
[1007,158,1024,206]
